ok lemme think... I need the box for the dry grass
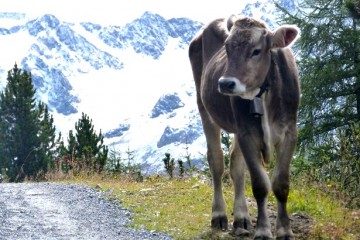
[48,171,359,240]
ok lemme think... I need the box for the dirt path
[226,197,314,239]
[0,182,171,240]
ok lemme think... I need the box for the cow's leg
[230,137,252,233]
[206,123,227,230]
[272,128,297,239]
[238,133,272,239]
[198,107,227,230]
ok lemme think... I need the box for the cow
[188,15,300,239]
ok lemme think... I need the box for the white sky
[0,0,256,25]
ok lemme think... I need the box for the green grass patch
[108,177,236,239]
[57,173,359,239]
[287,180,359,239]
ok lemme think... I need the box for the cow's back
[189,18,227,92]
[189,19,237,133]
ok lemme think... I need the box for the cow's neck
[249,51,275,117]
[256,79,269,98]
[260,50,276,98]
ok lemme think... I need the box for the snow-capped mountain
[0,0,296,173]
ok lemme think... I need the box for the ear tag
[249,97,264,117]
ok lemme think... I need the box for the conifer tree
[162,152,175,178]
[276,0,360,147]
[67,112,108,172]
[345,0,360,19]
[0,98,11,175]
[275,1,360,205]
[0,64,59,181]
[36,102,61,175]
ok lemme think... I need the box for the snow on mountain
[0,0,296,174]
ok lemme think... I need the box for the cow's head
[218,16,299,100]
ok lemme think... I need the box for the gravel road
[0,182,172,240]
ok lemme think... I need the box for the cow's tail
[262,144,271,166]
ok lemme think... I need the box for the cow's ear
[272,25,300,48]
[227,15,236,31]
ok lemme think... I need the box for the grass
[53,172,359,240]
[286,180,360,240]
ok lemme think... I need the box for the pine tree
[345,0,360,19]
[108,148,124,174]
[68,112,108,172]
[276,0,360,147]
[276,1,360,206]
[36,102,61,177]
[125,146,136,172]
[162,152,175,178]
[0,98,10,175]
[0,64,58,181]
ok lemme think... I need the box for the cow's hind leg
[272,128,297,239]
[230,137,252,235]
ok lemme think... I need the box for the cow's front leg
[208,139,227,230]
[239,134,272,239]
[201,119,228,230]
[272,127,297,239]
[230,137,252,236]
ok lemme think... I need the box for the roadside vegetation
[46,168,359,240]
[43,131,359,239]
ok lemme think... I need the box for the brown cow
[189,16,300,239]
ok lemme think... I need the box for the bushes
[292,122,360,208]
[106,147,143,181]
[161,131,233,180]
[162,153,176,178]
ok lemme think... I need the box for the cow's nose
[218,76,247,95]
[219,80,235,92]
[218,77,236,93]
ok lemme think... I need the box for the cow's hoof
[276,236,294,240]
[276,227,294,240]
[254,237,273,240]
[211,216,228,231]
[233,218,252,230]
[254,229,273,240]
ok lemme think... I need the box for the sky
[0,0,255,25]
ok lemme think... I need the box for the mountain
[0,0,296,174]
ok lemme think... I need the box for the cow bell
[249,97,264,117]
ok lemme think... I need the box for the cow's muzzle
[218,76,246,94]
[218,76,261,100]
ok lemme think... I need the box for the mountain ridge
[0,0,296,173]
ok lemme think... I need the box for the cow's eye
[252,49,261,57]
